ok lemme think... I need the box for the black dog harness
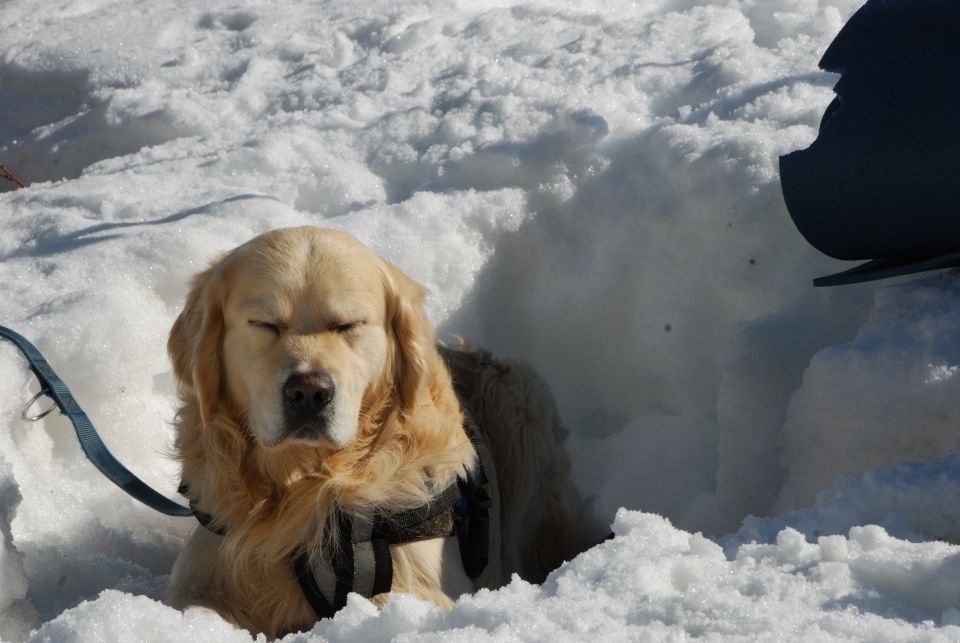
[186,419,492,619]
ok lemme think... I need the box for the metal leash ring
[21,388,57,422]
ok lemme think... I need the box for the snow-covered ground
[3,0,960,640]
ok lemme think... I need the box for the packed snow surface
[3,0,960,640]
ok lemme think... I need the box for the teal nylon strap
[0,324,192,517]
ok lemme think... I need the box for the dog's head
[169,227,433,449]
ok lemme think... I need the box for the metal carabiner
[21,388,57,422]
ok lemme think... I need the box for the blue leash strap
[0,324,192,517]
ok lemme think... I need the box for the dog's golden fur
[167,227,606,637]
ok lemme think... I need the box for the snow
[2,0,960,640]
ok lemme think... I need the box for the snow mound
[29,511,960,642]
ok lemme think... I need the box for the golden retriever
[167,226,607,636]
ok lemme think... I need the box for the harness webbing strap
[177,484,227,535]
[344,515,395,601]
[0,324,192,517]
[370,536,393,596]
[332,511,355,610]
[372,483,462,543]
[292,552,337,617]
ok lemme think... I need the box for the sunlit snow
[3,0,960,640]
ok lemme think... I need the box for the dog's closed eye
[249,319,286,335]
[332,320,365,335]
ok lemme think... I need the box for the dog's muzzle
[281,370,335,441]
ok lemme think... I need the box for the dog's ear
[168,259,228,426]
[381,260,434,414]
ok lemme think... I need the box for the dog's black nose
[283,371,335,412]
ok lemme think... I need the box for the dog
[166,226,607,636]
